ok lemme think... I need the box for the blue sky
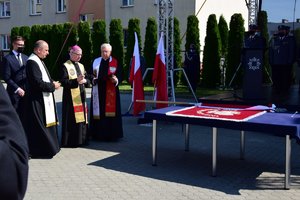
[262,0,300,22]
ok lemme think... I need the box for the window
[79,13,94,23]
[57,0,66,13]
[0,34,9,50]
[122,0,134,6]
[0,1,10,17]
[30,0,42,15]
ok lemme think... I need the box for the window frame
[122,0,134,7]
[0,1,10,17]
[0,34,10,50]
[30,0,42,16]
[79,13,94,23]
[56,0,66,13]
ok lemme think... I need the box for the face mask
[249,30,255,35]
[278,32,285,37]
[17,46,25,53]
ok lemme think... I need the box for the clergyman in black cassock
[24,40,61,158]
[0,82,29,200]
[89,43,123,141]
[60,45,91,147]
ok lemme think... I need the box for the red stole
[104,58,118,117]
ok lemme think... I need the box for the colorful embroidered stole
[92,57,118,119]
[28,54,58,127]
[64,60,87,123]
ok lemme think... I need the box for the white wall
[196,0,248,54]
[0,0,68,35]
[105,0,248,56]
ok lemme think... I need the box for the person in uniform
[0,82,29,200]
[24,40,61,158]
[269,25,296,94]
[183,43,201,92]
[244,24,266,49]
[89,43,123,141]
[60,45,91,147]
[2,36,28,126]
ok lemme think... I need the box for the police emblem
[248,57,261,71]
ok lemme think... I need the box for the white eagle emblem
[197,109,241,117]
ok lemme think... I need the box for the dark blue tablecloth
[144,106,300,140]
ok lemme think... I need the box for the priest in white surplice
[24,40,61,158]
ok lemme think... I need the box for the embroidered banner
[166,106,266,122]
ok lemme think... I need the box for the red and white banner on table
[166,106,266,122]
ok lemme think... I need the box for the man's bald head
[33,40,49,59]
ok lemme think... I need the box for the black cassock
[89,58,123,141]
[60,61,90,147]
[24,58,60,158]
[0,82,29,200]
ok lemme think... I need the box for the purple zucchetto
[70,45,82,51]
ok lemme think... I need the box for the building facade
[0,0,68,51]
[267,19,300,38]
[105,0,248,52]
[1,0,249,54]
[67,0,104,23]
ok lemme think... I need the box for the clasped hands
[109,75,118,84]
[53,81,61,89]
[17,88,25,97]
[77,74,87,85]
[92,75,118,85]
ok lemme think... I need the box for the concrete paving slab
[23,87,300,200]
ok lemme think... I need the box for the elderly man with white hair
[89,43,123,141]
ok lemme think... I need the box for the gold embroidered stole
[64,60,87,123]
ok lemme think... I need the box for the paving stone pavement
[23,87,300,200]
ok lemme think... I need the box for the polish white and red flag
[129,32,145,115]
[152,33,168,109]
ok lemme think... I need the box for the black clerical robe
[0,82,29,200]
[61,60,90,147]
[24,53,60,158]
[89,56,123,141]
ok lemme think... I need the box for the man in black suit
[0,82,29,200]
[2,36,28,125]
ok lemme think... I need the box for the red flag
[129,32,145,115]
[152,33,168,109]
